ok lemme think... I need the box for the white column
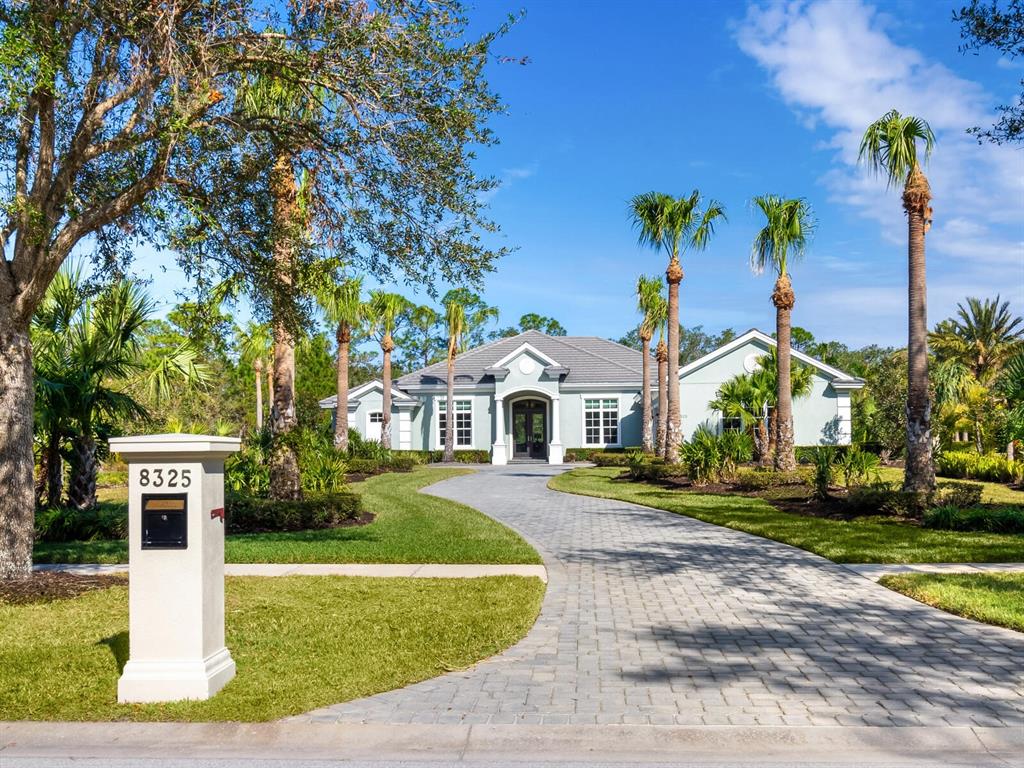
[491,396,507,465]
[548,395,564,464]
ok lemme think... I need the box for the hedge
[924,505,1024,534]
[936,451,1023,484]
[226,492,363,534]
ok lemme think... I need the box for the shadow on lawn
[98,631,129,674]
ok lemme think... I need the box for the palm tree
[317,276,365,451]
[998,353,1024,459]
[443,298,467,463]
[636,275,666,454]
[630,191,726,462]
[930,296,1023,385]
[860,109,937,493]
[750,195,815,471]
[756,348,814,457]
[710,374,772,462]
[238,322,273,430]
[655,333,669,458]
[368,291,411,449]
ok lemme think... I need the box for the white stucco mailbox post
[109,433,241,703]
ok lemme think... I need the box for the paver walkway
[299,464,1024,727]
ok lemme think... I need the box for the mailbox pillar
[109,433,241,703]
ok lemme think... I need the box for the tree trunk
[640,329,653,453]
[0,324,36,577]
[754,420,769,465]
[665,258,683,462]
[254,358,264,431]
[381,336,394,449]
[335,323,350,452]
[767,407,778,461]
[656,340,668,459]
[772,274,796,471]
[903,165,935,493]
[67,435,98,511]
[45,429,63,506]
[444,355,455,462]
[268,151,301,501]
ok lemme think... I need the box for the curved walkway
[298,465,1024,727]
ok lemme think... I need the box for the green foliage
[295,431,348,495]
[625,449,650,480]
[732,468,805,490]
[934,481,985,509]
[680,426,747,485]
[924,505,1024,534]
[809,446,838,501]
[589,451,631,467]
[346,429,392,462]
[837,447,881,487]
[859,109,935,187]
[937,451,1024,483]
[564,447,627,462]
[750,195,814,278]
[225,493,362,534]
[495,313,567,338]
[34,505,127,543]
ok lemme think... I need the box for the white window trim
[580,394,622,448]
[437,397,474,449]
[366,410,384,441]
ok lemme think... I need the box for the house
[319,328,864,464]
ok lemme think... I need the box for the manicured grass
[0,575,545,721]
[876,466,1024,505]
[549,467,1024,564]
[35,468,540,565]
[879,572,1024,633]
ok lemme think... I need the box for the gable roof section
[678,329,864,387]
[396,330,644,388]
[318,379,416,410]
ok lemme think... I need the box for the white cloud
[735,0,1024,330]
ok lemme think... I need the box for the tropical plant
[317,276,365,451]
[809,446,838,501]
[859,109,937,493]
[930,296,1023,385]
[630,191,726,463]
[679,427,751,485]
[998,353,1024,453]
[443,298,467,463]
[636,275,667,454]
[838,447,881,487]
[440,289,499,348]
[238,323,273,431]
[756,347,814,457]
[368,291,412,450]
[750,194,815,472]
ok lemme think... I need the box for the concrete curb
[1,722,1020,765]
[33,563,547,582]
[845,563,1024,580]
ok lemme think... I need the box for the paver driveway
[299,465,1024,727]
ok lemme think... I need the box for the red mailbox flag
[210,507,225,523]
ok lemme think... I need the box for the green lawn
[35,468,540,565]
[549,467,1024,564]
[879,572,1024,633]
[876,466,1024,505]
[0,575,544,721]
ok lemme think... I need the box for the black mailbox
[141,493,188,549]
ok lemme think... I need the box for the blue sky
[130,0,1023,349]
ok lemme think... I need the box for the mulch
[0,571,127,605]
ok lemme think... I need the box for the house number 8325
[139,468,192,488]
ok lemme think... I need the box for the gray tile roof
[396,330,644,388]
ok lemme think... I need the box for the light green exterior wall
[560,390,643,449]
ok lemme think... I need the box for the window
[369,412,383,423]
[722,416,743,433]
[439,399,472,447]
[584,398,619,445]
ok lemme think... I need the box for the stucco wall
[560,390,643,449]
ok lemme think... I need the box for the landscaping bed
[0,572,127,605]
[550,467,1024,563]
[0,574,545,721]
[879,572,1024,633]
[35,467,541,565]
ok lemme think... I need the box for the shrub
[625,449,650,480]
[225,438,271,497]
[346,458,387,477]
[97,469,128,487]
[423,449,491,464]
[387,456,418,472]
[564,447,632,462]
[923,505,1024,534]
[936,451,1024,483]
[681,427,726,485]
[35,505,128,542]
[809,446,838,501]
[590,451,631,467]
[837,447,881,487]
[934,481,984,509]
[226,492,363,534]
[845,482,930,518]
[718,430,754,468]
[347,430,392,462]
[732,468,805,490]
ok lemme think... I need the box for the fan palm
[710,374,772,462]
[998,353,1024,457]
[630,190,726,462]
[750,194,815,471]
[443,299,467,463]
[368,291,411,449]
[860,109,937,493]
[930,296,1023,385]
[317,276,365,451]
[756,347,814,457]
[636,275,666,454]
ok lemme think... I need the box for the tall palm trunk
[767,407,778,461]
[665,258,683,462]
[335,323,351,451]
[655,339,668,459]
[640,329,653,453]
[381,335,395,449]
[772,274,796,471]
[45,430,63,506]
[754,419,769,465]
[444,356,455,463]
[268,151,301,500]
[67,435,98,511]
[254,358,264,430]
[903,165,935,493]
[0,323,34,577]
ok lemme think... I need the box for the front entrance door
[512,400,547,460]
